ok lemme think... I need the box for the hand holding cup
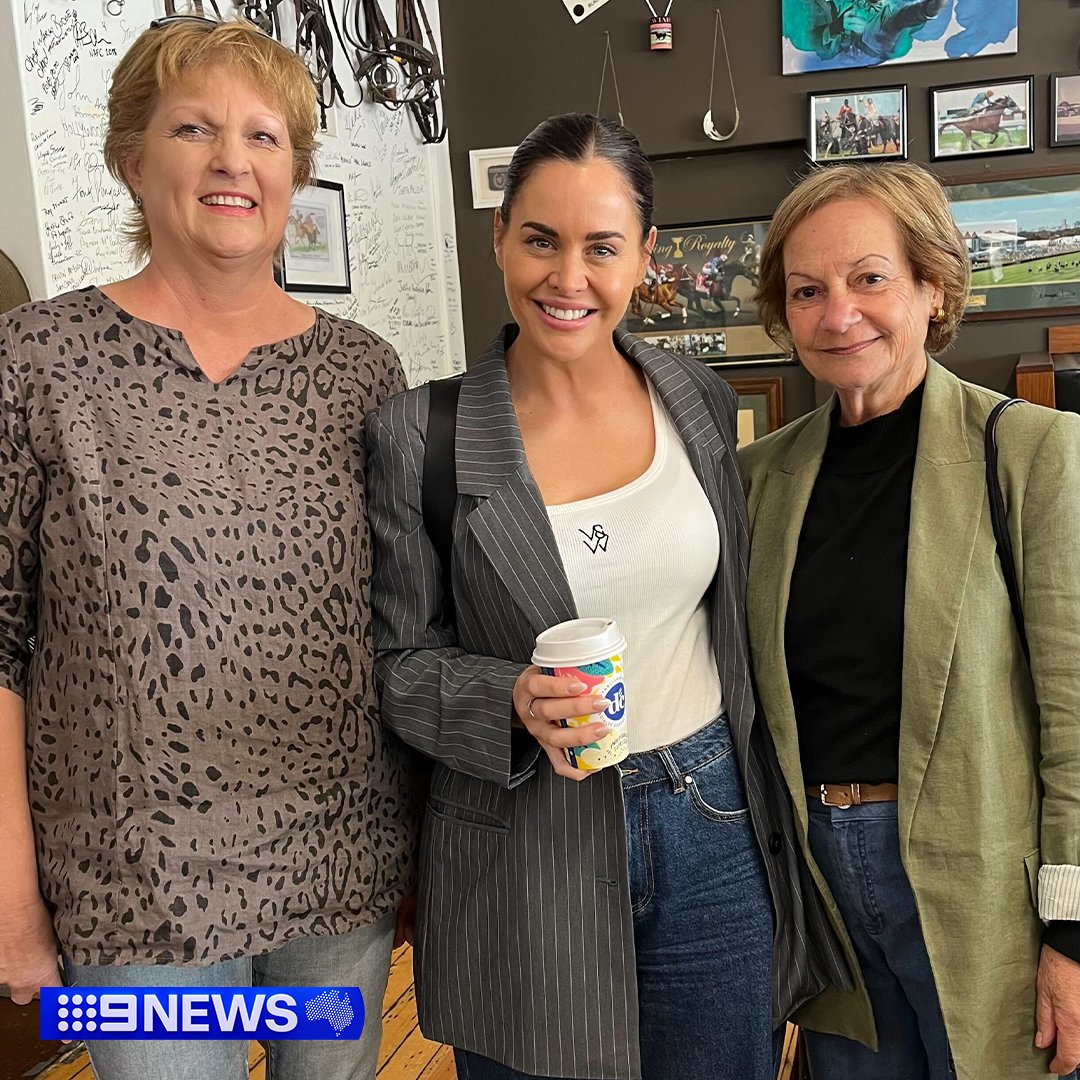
[525,618,630,779]
[512,667,609,781]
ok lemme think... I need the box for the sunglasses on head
[148,10,288,45]
[149,13,218,29]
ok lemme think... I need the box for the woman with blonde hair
[741,160,1080,1078]
[0,16,416,1079]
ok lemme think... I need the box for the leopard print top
[0,287,420,966]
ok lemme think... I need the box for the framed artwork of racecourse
[945,166,1080,320]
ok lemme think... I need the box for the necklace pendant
[649,16,672,50]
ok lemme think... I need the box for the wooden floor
[35,945,455,1080]
[30,947,803,1080]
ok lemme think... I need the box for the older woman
[365,113,857,1080]
[741,161,1080,1079]
[0,17,416,1080]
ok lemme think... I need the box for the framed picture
[282,179,351,294]
[931,76,1033,161]
[782,0,1017,76]
[622,218,789,364]
[1051,73,1080,148]
[809,86,906,163]
[468,146,516,209]
[716,376,785,448]
[945,166,1080,320]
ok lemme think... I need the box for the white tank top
[547,382,724,752]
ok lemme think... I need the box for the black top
[786,381,923,787]
[784,379,1080,962]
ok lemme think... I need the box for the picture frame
[468,146,517,210]
[1050,72,1080,148]
[809,86,907,163]
[282,179,351,294]
[716,376,785,448]
[781,0,1017,76]
[622,218,790,365]
[931,76,1033,161]
[945,166,1080,320]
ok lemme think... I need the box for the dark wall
[441,0,1080,419]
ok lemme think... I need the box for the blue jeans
[802,799,953,1080]
[456,715,775,1080]
[63,913,394,1080]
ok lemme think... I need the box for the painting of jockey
[622,219,787,362]
[782,0,1017,74]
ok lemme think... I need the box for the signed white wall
[3,0,464,382]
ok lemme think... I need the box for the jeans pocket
[623,784,653,914]
[686,746,750,822]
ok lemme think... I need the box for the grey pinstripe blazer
[365,327,853,1079]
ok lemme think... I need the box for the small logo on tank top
[579,523,609,554]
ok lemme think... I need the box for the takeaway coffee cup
[531,617,628,771]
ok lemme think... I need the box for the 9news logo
[40,987,365,1041]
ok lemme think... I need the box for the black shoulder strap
[984,397,1029,663]
[422,373,463,623]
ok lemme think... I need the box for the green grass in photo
[971,251,1080,287]
[937,125,1028,155]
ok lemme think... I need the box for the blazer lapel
[747,406,831,826]
[620,331,767,756]
[898,360,983,852]
[620,330,729,499]
[455,330,578,637]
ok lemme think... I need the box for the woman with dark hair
[365,113,854,1079]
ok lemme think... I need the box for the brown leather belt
[807,782,899,808]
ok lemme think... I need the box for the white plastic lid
[531,617,626,667]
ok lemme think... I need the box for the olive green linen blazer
[739,358,1080,1079]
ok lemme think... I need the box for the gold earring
[932,307,946,323]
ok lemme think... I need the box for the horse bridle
[328,0,446,143]
[163,0,445,144]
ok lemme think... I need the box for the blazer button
[768,831,782,854]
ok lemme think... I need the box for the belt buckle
[820,782,860,809]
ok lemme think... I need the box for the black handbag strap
[984,398,1029,663]
[422,374,463,624]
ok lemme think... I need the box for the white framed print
[282,179,351,294]
[468,146,517,210]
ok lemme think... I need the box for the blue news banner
[40,987,365,1040]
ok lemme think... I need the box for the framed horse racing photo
[1051,73,1080,148]
[282,179,351,293]
[809,86,907,163]
[931,76,1033,161]
[622,218,790,364]
[944,166,1080,320]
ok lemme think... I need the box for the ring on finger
[527,697,539,719]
